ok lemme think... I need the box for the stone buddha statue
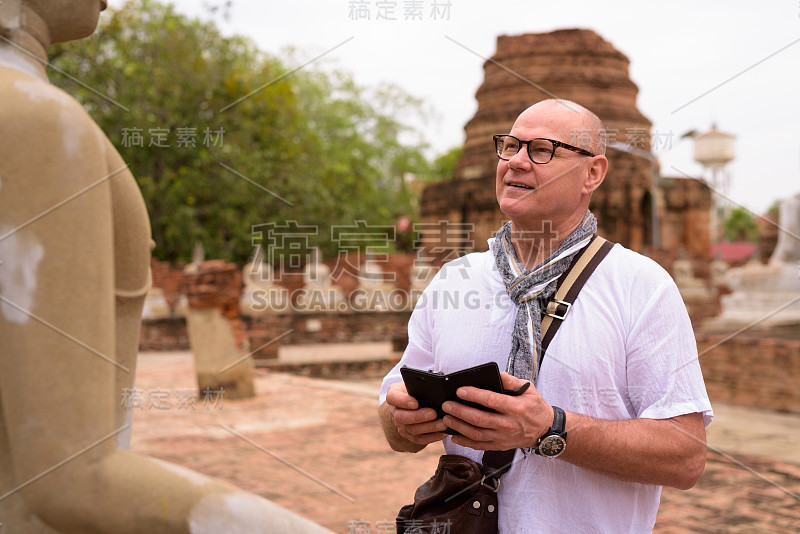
[0,1,330,532]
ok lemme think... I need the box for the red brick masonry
[697,334,800,415]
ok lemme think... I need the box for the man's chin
[497,196,532,219]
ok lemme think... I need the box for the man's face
[495,102,595,229]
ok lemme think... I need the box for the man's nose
[508,143,533,170]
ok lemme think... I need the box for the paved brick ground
[131,353,800,533]
[659,454,800,533]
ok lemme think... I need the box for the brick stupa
[421,29,710,263]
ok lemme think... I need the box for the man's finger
[500,372,529,392]
[394,406,438,425]
[442,401,498,430]
[386,383,419,409]
[406,419,447,436]
[407,430,449,445]
[455,386,509,412]
[444,415,494,445]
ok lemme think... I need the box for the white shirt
[380,240,713,533]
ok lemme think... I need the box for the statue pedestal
[185,261,255,399]
[705,263,800,328]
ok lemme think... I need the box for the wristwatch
[535,405,567,458]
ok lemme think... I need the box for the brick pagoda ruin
[420,29,712,265]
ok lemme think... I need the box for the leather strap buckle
[480,475,501,493]
[545,299,571,320]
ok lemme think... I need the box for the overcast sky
[161,0,800,215]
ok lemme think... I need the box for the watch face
[539,435,566,457]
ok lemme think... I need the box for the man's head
[495,99,608,232]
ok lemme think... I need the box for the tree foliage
[722,207,759,242]
[49,0,430,263]
[426,145,463,183]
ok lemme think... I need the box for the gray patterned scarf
[492,211,597,382]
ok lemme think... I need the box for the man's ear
[582,155,608,195]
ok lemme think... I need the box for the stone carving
[0,2,330,531]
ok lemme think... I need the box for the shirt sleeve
[378,286,437,406]
[625,273,714,427]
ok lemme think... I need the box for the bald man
[380,100,712,532]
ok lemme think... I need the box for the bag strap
[482,235,614,479]
[539,234,614,368]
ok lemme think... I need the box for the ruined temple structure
[421,29,711,265]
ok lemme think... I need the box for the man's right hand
[380,382,448,452]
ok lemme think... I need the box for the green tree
[426,146,463,183]
[722,207,759,242]
[49,0,429,263]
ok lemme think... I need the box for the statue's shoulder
[0,67,108,163]
[0,67,99,134]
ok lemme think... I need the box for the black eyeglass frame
[493,134,595,164]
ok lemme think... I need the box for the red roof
[710,242,757,263]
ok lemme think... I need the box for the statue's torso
[0,63,152,532]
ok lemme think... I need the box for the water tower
[693,125,736,242]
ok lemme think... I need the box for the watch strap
[534,405,567,456]
[551,405,566,434]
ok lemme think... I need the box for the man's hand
[442,373,708,489]
[442,372,552,451]
[379,381,448,452]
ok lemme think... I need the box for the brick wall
[150,257,187,309]
[139,317,190,351]
[697,334,800,414]
[140,254,418,352]
[683,296,720,329]
[140,310,412,355]
[245,310,411,359]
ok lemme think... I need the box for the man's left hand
[442,372,553,450]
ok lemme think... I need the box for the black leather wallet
[400,362,530,435]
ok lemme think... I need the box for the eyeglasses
[493,134,595,164]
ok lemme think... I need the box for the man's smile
[507,181,535,190]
